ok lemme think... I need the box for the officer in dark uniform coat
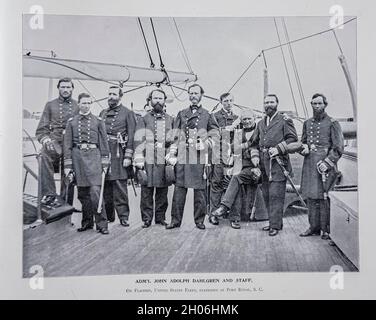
[208,93,239,226]
[134,89,174,228]
[165,84,218,230]
[99,86,136,227]
[249,94,299,236]
[299,93,344,240]
[36,78,79,204]
[64,93,110,234]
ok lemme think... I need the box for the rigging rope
[172,18,194,74]
[282,18,308,118]
[273,18,299,117]
[77,79,103,109]
[150,18,165,69]
[332,29,344,55]
[137,18,155,68]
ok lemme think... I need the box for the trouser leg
[155,187,168,222]
[103,180,115,222]
[113,179,130,220]
[319,198,330,233]
[193,189,206,224]
[263,180,286,230]
[307,198,321,232]
[40,149,58,197]
[140,186,154,222]
[210,164,224,213]
[171,186,187,226]
[90,185,108,230]
[221,175,241,209]
[77,186,94,228]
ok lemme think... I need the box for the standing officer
[299,93,344,240]
[165,84,218,230]
[36,78,79,204]
[249,94,299,236]
[134,89,174,228]
[99,86,136,227]
[208,93,239,226]
[63,93,110,234]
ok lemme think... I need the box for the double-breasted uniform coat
[300,112,344,233]
[64,113,110,230]
[134,110,174,223]
[36,96,79,203]
[169,105,218,226]
[99,103,136,222]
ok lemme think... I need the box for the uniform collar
[79,112,91,119]
[190,104,202,112]
[58,96,72,103]
[151,110,165,118]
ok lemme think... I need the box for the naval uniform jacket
[134,110,174,188]
[249,112,298,182]
[300,112,344,199]
[99,104,136,181]
[36,96,79,145]
[64,113,110,187]
[170,105,218,189]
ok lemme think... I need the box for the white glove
[251,157,260,167]
[268,147,279,158]
[123,158,132,167]
[135,162,144,169]
[168,156,178,166]
[301,144,310,156]
[318,161,329,172]
[196,140,206,151]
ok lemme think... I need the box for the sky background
[22,15,356,119]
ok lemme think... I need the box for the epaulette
[283,114,290,121]
[330,117,336,123]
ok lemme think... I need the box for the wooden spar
[338,54,357,122]
[23,55,197,84]
[263,68,269,97]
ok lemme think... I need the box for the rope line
[172,18,194,73]
[137,18,155,68]
[150,18,165,69]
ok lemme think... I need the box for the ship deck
[23,188,357,278]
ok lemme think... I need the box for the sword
[274,155,307,208]
[97,169,107,213]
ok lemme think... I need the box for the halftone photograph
[22,14,358,278]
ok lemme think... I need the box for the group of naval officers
[35,77,344,239]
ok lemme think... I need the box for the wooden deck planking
[23,189,357,277]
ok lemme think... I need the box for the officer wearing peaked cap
[99,86,136,227]
[134,89,174,228]
[299,93,344,240]
[249,94,299,236]
[36,78,79,204]
[64,93,110,234]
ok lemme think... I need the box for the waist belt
[74,143,98,150]
[107,135,119,141]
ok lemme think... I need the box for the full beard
[265,106,277,118]
[108,99,119,108]
[152,103,164,113]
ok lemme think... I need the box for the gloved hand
[250,167,262,181]
[167,156,178,166]
[318,161,329,173]
[102,164,109,173]
[43,138,55,152]
[195,139,206,151]
[300,144,310,156]
[251,157,260,167]
[123,158,132,168]
[64,169,74,182]
[135,161,145,170]
[268,147,279,158]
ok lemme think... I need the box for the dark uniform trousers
[141,186,169,223]
[40,145,74,205]
[77,185,107,230]
[103,179,129,222]
[210,164,232,213]
[261,179,286,230]
[307,198,330,233]
[171,187,206,226]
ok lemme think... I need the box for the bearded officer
[299,93,344,240]
[99,86,136,227]
[165,84,218,230]
[63,93,110,234]
[249,94,299,236]
[208,93,239,226]
[134,89,174,228]
[36,78,79,204]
